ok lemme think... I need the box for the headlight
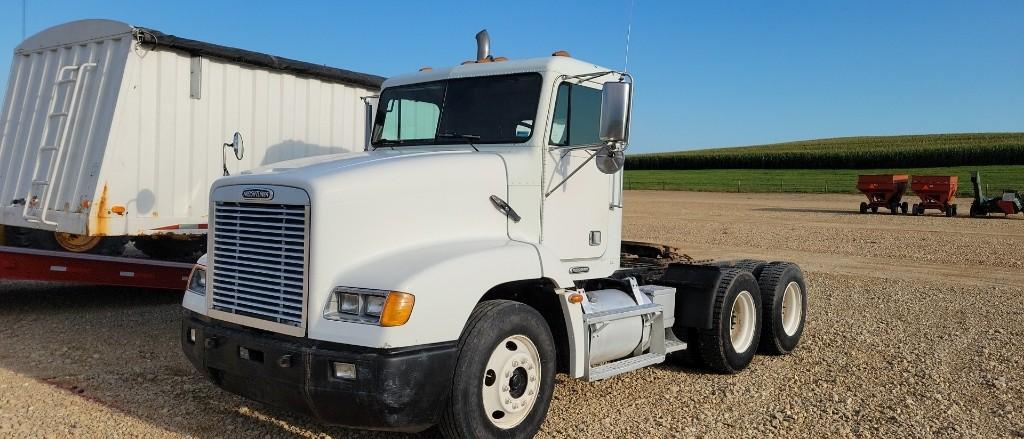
[187,266,207,295]
[324,288,415,327]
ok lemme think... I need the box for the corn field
[626,133,1024,170]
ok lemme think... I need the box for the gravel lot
[1,191,1022,438]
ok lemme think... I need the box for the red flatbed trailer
[0,246,193,290]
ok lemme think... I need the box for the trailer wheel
[969,204,984,217]
[132,236,206,262]
[889,203,899,215]
[756,262,807,355]
[900,202,909,214]
[952,204,958,216]
[859,202,867,214]
[5,227,126,256]
[438,300,555,439]
[871,206,878,214]
[688,269,761,374]
[945,205,955,217]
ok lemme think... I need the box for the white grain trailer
[0,19,383,258]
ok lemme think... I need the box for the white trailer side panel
[100,48,372,235]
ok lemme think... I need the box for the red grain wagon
[910,175,958,217]
[857,174,909,214]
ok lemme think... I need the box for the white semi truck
[180,31,807,437]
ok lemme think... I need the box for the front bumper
[181,310,458,432]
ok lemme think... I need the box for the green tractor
[969,171,1024,217]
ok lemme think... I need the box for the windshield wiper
[436,132,481,152]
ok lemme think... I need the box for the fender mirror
[599,81,632,145]
[222,132,244,176]
[229,132,244,160]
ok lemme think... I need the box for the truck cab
[181,32,807,438]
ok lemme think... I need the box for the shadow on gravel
[0,281,421,438]
[753,207,863,215]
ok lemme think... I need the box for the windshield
[371,73,542,147]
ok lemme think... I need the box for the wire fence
[623,180,991,196]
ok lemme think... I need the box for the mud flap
[657,263,723,330]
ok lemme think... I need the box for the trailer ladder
[22,63,97,226]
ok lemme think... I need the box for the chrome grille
[211,201,307,327]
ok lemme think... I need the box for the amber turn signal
[111,205,126,215]
[380,292,415,327]
[568,293,585,304]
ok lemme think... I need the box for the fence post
[824,182,829,193]
[780,179,784,192]
[737,180,741,193]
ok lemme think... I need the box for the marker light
[380,292,415,327]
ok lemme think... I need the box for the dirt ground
[1,191,1022,438]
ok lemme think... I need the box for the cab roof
[382,56,613,88]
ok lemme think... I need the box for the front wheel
[438,300,556,439]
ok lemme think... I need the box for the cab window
[549,83,602,146]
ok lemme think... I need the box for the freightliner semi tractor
[180,31,808,438]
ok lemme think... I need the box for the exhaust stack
[476,30,491,61]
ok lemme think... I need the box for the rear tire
[438,300,556,439]
[756,262,807,355]
[687,269,762,374]
[714,259,769,278]
[859,202,867,214]
[871,206,878,213]
[900,202,908,214]
[132,236,206,262]
[911,204,920,216]
[4,226,126,256]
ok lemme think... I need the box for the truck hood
[240,149,453,177]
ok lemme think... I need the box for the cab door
[541,82,615,260]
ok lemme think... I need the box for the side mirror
[599,81,632,145]
[230,132,244,160]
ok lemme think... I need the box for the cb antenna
[623,0,634,72]
[22,0,27,40]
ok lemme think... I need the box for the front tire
[438,300,556,439]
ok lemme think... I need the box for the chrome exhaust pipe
[476,29,490,61]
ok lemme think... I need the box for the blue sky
[1,0,1021,153]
